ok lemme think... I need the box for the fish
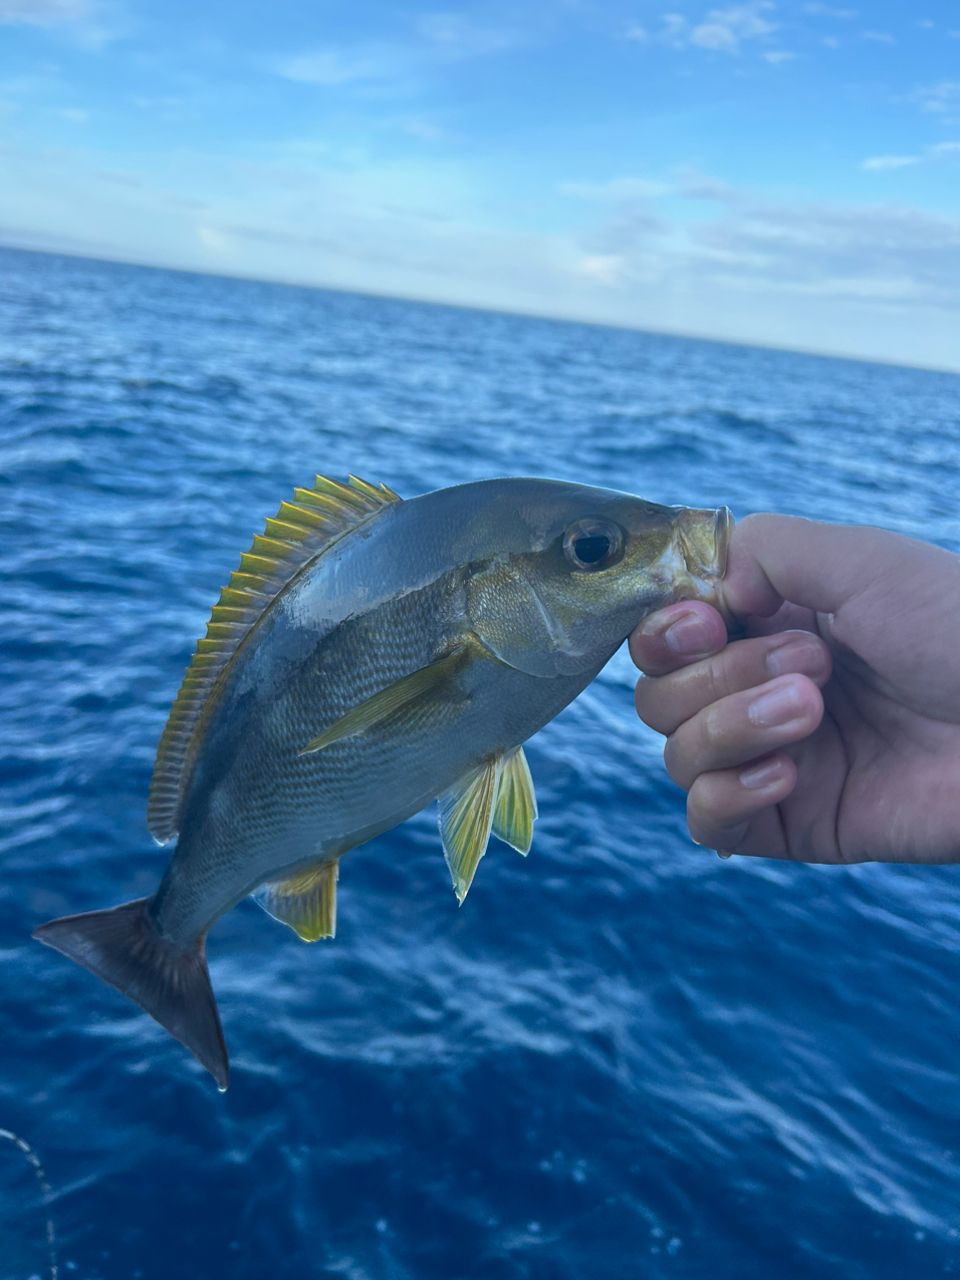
[34,474,731,1090]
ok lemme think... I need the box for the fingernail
[739,759,784,790]
[766,635,822,678]
[663,613,712,655]
[748,680,804,727]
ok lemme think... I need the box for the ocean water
[1,244,959,1280]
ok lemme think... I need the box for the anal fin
[254,860,340,942]
[492,747,537,856]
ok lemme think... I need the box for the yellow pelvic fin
[148,474,401,844]
[253,859,340,942]
[492,747,538,856]
[300,646,469,755]
[438,756,504,905]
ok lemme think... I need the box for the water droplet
[716,848,733,859]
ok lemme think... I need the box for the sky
[1,0,959,370]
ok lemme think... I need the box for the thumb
[718,513,911,620]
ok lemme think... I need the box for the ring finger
[663,673,825,791]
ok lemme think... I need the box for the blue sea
[1,244,959,1280]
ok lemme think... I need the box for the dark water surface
[1,246,958,1279]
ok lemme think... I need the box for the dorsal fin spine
[147,474,402,844]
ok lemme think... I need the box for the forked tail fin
[33,898,229,1090]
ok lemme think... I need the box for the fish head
[465,480,732,678]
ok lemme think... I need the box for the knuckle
[662,733,690,788]
[686,777,722,845]
[700,701,732,751]
[696,658,726,707]
[736,512,766,540]
[634,677,665,732]
[687,773,745,848]
[636,673,685,736]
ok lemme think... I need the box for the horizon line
[2,238,957,380]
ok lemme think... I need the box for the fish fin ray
[148,474,402,842]
[300,646,469,755]
[439,756,503,905]
[492,747,537,856]
[254,860,340,942]
[33,898,229,1089]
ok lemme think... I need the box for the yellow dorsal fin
[148,474,402,843]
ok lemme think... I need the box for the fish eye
[562,518,625,572]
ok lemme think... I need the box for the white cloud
[0,0,91,23]
[802,3,857,16]
[695,3,775,50]
[658,2,777,55]
[675,172,740,201]
[393,115,446,141]
[911,81,960,114]
[561,169,960,323]
[577,254,625,285]
[275,47,401,88]
[861,30,895,45]
[763,49,795,63]
[862,154,919,171]
[624,24,648,42]
[559,176,668,201]
[274,13,519,94]
[0,0,122,45]
[4,142,960,369]
[861,141,960,171]
[416,11,515,56]
[660,13,688,44]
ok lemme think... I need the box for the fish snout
[674,505,733,581]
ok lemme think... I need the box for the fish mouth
[674,505,733,581]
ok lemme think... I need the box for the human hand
[630,515,960,863]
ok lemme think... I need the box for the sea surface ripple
[1,246,959,1280]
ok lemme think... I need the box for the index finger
[629,600,728,677]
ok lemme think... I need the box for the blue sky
[1,0,959,369]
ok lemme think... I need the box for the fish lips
[673,505,733,581]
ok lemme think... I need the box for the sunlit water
[2,245,958,1280]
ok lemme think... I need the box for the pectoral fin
[254,860,340,941]
[492,747,537,856]
[439,757,503,905]
[300,647,469,755]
